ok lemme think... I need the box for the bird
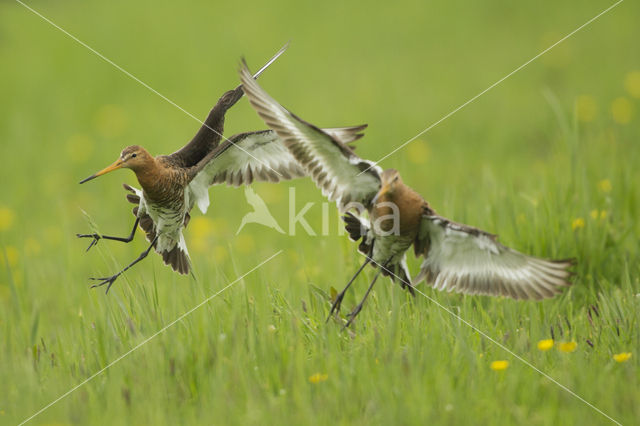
[239,62,575,328]
[77,46,367,293]
[236,186,285,235]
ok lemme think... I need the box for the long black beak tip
[79,174,97,184]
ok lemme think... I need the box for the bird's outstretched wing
[413,214,574,300]
[239,62,381,211]
[188,126,366,213]
[169,44,289,168]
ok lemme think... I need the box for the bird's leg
[89,235,158,294]
[326,256,371,323]
[343,260,390,329]
[77,217,140,252]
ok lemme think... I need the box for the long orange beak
[372,182,390,205]
[79,158,124,184]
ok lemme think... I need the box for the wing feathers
[414,215,573,300]
[239,63,382,211]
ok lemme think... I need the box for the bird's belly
[371,234,414,265]
[146,203,187,252]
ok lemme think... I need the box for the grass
[1,0,639,424]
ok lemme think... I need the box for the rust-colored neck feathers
[372,169,425,234]
[120,147,178,201]
[132,156,163,194]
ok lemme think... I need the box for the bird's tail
[161,242,190,275]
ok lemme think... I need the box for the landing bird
[78,46,367,293]
[239,63,574,327]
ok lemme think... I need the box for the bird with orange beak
[239,61,575,328]
[78,45,368,292]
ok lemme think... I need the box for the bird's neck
[132,157,167,197]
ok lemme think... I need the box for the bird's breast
[370,187,423,237]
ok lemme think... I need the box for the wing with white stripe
[414,215,574,300]
[188,126,366,213]
[198,130,307,187]
[239,63,382,211]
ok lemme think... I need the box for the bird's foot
[89,274,120,294]
[326,290,347,323]
[77,233,101,252]
[343,304,364,329]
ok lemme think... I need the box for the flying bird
[239,62,574,327]
[78,45,367,292]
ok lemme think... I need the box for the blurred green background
[1,0,639,424]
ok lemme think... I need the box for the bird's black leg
[89,235,158,294]
[343,260,391,329]
[77,217,140,252]
[326,256,371,323]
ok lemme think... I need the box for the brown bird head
[372,169,403,204]
[379,169,402,195]
[218,88,244,110]
[80,145,154,184]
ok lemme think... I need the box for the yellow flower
[189,217,215,237]
[576,95,597,122]
[537,339,554,351]
[490,360,509,371]
[611,97,633,124]
[309,373,328,384]
[406,140,430,165]
[558,341,577,353]
[598,179,612,193]
[0,207,15,231]
[590,210,607,221]
[613,352,631,363]
[571,218,585,231]
[267,324,277,333]
[3,246,19,268]
[624,71,640,98]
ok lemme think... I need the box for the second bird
[240,62,574,328]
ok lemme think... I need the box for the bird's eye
[131,153,137,158]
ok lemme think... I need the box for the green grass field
[1,0,639,424]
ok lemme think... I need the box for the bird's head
[380,169,402,194]
[79,145,153,184]
[373,169,403,204]
[218,87,244,109]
